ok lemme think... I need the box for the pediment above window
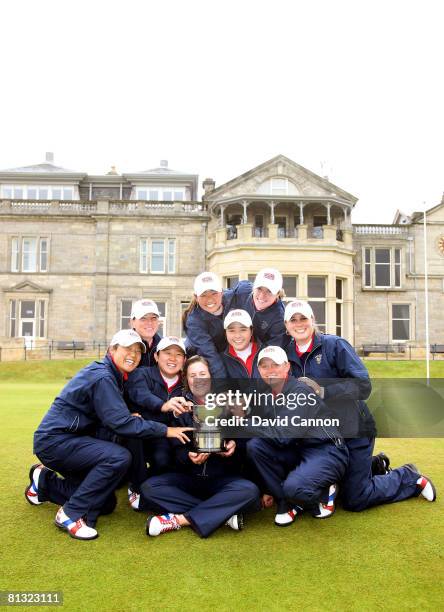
[3,280,52,294]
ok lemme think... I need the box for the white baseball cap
[284,300,314,322]
[253,268,283,295]
[156,335,186,354]
[109,329,146,352]
[224,309,253,329]
[131,299,160,319]
[194,271,223,296]
[257,345,288,365]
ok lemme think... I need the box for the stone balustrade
[0,199,208,217]
[353,224,408,235]
[212,223,353,249]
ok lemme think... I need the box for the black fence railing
[0,342,444,362]
[0,341,108,362]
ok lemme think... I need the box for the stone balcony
[209,222,353,251]
[0,198,209,218]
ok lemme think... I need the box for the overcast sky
[1,0,442,222]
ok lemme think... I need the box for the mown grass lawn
[0,359,442,611]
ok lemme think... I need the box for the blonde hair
[182,295,199,327]
[252,287,285,300]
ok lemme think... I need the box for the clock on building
[438,235,444,256]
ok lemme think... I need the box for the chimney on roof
[45,152,54,163]
[202,178,216,195]
[107,165,118,175]
[160,160,168,168]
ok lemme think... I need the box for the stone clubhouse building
[0,153,443,356]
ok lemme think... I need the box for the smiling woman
[24,329,193,541]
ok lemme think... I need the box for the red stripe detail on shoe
[419,477,428,489]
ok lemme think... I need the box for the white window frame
[168,238,176,273]
[135,186,186,201]
[271,177,288,195]
[120,299,134,329]
[336,278,344,337]
[9,300,17,337]
[362,247,402,289]
[139,238,176,274]
[11,236,50,273]
[9,298,48,339]
[391,303,411,342]
[151,240,166,274]
[22,237,38,272]
[39,238,48,272]
[307,275,327,333]
[282,275,298,301]
[1,184,76,200]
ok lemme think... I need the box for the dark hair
[182,355,211,393]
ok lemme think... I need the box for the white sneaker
[275,508,299,526]
[128,487,141,511]
[146,514,181,537]
[225,514,244,531]
[24,464,45,505]
[417,476,437,502]
[54,507,98,540]
[312,483,338,519]
[404,463,437,502]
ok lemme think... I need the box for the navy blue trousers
[140,473,261,538]
[342,437,420,511]
[247,438,349,513]
[35,434,131,526]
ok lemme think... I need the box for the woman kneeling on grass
[140,355,261,538]
[25,329,193,541]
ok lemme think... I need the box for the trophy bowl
[193,404,225,453]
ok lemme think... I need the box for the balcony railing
[252,227,269,238]
[227,225,238,240]
[311,226,324,239]
[353,224,408,235]
[0,198,208,217]
[277,227,298,238]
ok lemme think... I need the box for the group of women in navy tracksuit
[26,268,436,541]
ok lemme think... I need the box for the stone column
[268,224,278,239]
[299,202,305,224]
[242,200,249,224]
[267,200,276,224]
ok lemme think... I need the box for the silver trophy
[193,404,225,453]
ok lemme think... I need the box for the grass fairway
[0,360,442,611]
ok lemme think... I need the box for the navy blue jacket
[136,333,161,369]
[184,280,284,380]
[184,281,253,379]
[231,280,285,346]
[279,333,376,437]
[34,355,167,450]
[170,394,243,478]
[250,375,345,447]
[125,366,184,424]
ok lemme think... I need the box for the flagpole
[423,202,430,381]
